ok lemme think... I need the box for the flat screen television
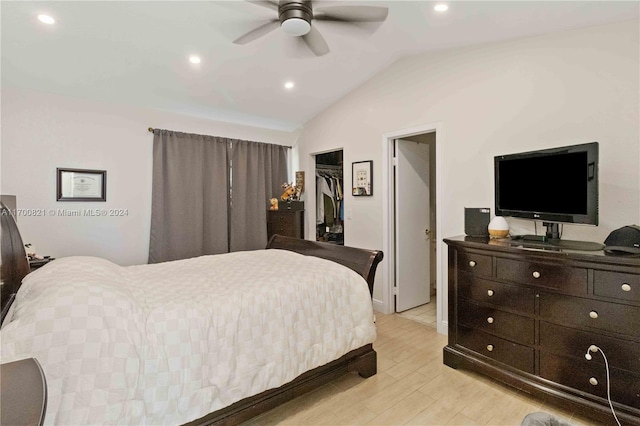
[494,142,601,248]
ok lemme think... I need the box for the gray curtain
[230,140,288,252]
[149,129,289,262]
[149,130,229,263]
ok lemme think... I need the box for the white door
[395,139,430,312]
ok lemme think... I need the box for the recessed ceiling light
[434,4,449,12]
[189,56,201,64]
[284,81,295,90]
[37,14,55,24]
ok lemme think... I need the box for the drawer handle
[589,377,598,386]
[469,261,477,267]
[532,271,541,279]
[589,311,598,319]
[621,283,631,292]
[487,317,494,324]
[487,289,494,297]
[486,344,494,352]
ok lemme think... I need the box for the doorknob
[425,229,431,237]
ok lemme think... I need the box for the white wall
[1,88,299,265]
[296,21,640,320]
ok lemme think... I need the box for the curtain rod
[148,127,292,149]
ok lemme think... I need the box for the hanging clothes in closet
[316,165,343,244]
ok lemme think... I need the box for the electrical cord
[584,345,621,426]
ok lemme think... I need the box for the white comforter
[1,249,376,425]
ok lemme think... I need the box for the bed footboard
[187,237,383,425]
[266,234,383,296]
[187,344,376,426]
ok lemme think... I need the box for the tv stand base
[508,237,604,251]
[520,234,547,242]
[547,238,605,251]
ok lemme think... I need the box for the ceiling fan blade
[233,19,280,45]
[302,26,329,57]
[245,0,279,12]
[314,6,389,22]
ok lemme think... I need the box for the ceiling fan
[233,1,389,56]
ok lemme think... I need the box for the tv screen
[495,142,598,225]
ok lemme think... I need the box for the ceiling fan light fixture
[238,0,388,56]
[281,17,311,36]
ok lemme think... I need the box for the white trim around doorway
[381,122,448,335]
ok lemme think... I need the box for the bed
[0,202,383,425]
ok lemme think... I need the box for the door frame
[381,122,447,335]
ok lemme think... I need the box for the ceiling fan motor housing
[278,1,313,35]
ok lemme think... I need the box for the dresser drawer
[458,273,535,315]
[540,352,640,409]
[594,270,640,303]
[539,292,640,338]
[539,322,640,373]
[457,325,534,373]
[267,210,303,239]
[458,300,534,345]
[458,251,492,277]
[268,212,295,227]
[496,258,587,295]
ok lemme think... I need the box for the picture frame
[352,160,373,196]
[295,170,305,193]
[56,168,107,202]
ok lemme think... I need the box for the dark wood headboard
[266,234,383,296]
[1,202,30,324]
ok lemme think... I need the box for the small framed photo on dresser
[57,168,107,201]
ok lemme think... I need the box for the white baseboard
[372,298,388,314]
[438,320,448,336]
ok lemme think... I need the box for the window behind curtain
[149,129,288,262]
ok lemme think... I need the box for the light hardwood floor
[246,314,605,426]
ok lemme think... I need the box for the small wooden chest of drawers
[267,210,304,240]
[444,236,640,425]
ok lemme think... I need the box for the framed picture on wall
[57,168,107,201]
[352,160,372,196]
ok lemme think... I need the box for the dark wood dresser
[267,210,304,240]
[444,236,640,425]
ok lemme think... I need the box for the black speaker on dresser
[464,207,490,237]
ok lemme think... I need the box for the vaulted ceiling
[2,1,637,131]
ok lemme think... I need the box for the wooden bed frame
[1,203,30,323]
[0,203,384,425]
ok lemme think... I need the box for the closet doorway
[315,150,344,245]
